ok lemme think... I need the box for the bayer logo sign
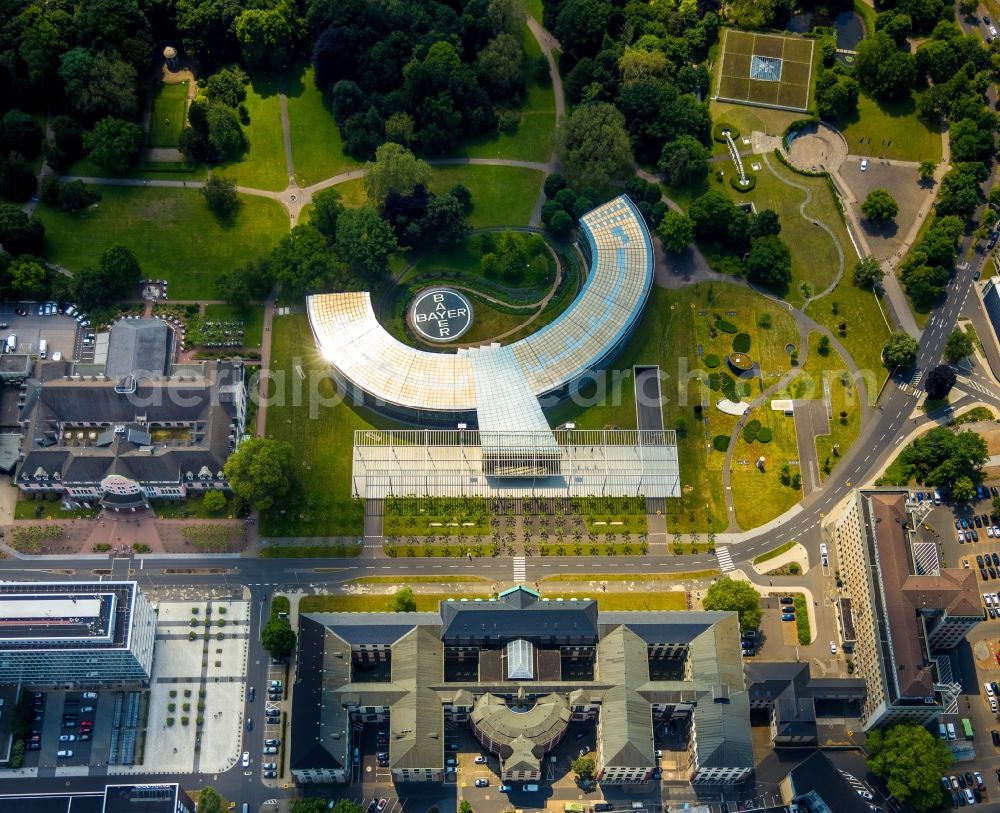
[410,288,474,342]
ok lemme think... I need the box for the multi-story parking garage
[307,196,680,499]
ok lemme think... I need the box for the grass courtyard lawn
[782,331,863,482]
[261,314,408,537]
[837,92,942,163]
[428,165,543,227]
[461,26,555,163]
[203,303,265,349]
[37,187,287,300]
[151,493,239,519]
[546,283,798,533]
[708,101,803,157]
[716,156,844,306]
[14,498,99,520]
[287,65,362,187]
[148,81,189,148]
[526,0,543,19]
[804,281,890,396]
[730,404,801,528]
[545,592,688,611]
[217,71,289,192]
[65,156,205,181]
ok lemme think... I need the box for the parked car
[82,692,97,700]
[830,641,838,654]
[377,800,388,811]
[578,746,590,757]
[264,739,280,747]
[474,755,487,764]
[780,596,794,604]
[56,750,73,758]
[263,746,278,754]
[475,779,489,788]
[249,687,255,702]
[263,763,277,770]
[781,613,796,621]
[242,752,250,767]
[59,735,76,742]
[263,770,277,779]
[860,159,868,171]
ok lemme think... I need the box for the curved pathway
[761,151,845,302]
[378,227,570,347]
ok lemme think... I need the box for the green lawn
[709,101,804,158]
[782,331,863,482]
[65,156,205,181]
[837,92,943,163]
[804,279,890,397]
[287,65,362,187]
[260,314,408,537]
[460,26,556,163]
[752,539,796,565]
[730,404,801,529]
[715,156,847,305]
[428,165,544,227]
[546,283,799,533]
[152,493,240,519]
[37,186,287,300]
[217,71,289,192]
[148,81,189,148]
[204,303,265,349]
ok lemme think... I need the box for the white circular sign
[410,288,474,342]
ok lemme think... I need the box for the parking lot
[0,304,84,361]
[23,688,129,773]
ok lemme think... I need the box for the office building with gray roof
[14,319,246,509]
[290,586,753,788]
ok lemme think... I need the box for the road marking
[512,556,526,582]
[715,546,735,572]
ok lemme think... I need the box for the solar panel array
[306,195,654,417]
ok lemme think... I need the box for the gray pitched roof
[596,625,654,768]
[105,320,171,379]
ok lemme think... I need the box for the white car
[242,751,250,767]
[830,641,837,655]
[858,790,873,801]
[991,24,998,37]
[474,755,487,764]
[990,527,996,538]
[820,543,828,557]
[986,681,995,697]
[59,734,76,742]
[958,530,966,542]
[860,159,868,171]
[82,692,97,700]
[991,697,998,713]
[57,750,73,758]
[985,592,994,606]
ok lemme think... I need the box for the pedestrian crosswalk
[909,369,924,390]
[961,377,995,398]
[715,546,735,572]
[513,556,526,583]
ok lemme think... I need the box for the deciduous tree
[84,117,142,172]
[867,723,952,811]
[261,615,296,658]
[0,204,44,256]
[744,236,792,287]
[336,205,400,279]
[657,210,694,253]
[924,364,956,400]
[196,787,222,813]
[201,176,241,218]
[882,332,919,369]
[389,588,417,612]
[861,188,900,223]
[702,577,762,631]
[558,102,633,189]
[855,31,917,99]
[224,437,295,512]
[853,256,885,289]
[945,327,974,362]
[363,143,432,207]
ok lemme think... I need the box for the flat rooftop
[0,582,133,651]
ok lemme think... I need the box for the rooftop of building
[307,195,654,416]
[16,361,243,488]
[0,582,137,651]
[292,587,754,775]
[104,319,172,381]
[789,750,873,813]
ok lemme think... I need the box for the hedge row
[716,319,737,333]
[733,333,751,353]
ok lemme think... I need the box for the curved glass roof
[307,195,654,415]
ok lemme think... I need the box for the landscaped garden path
[41,14,892,537]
